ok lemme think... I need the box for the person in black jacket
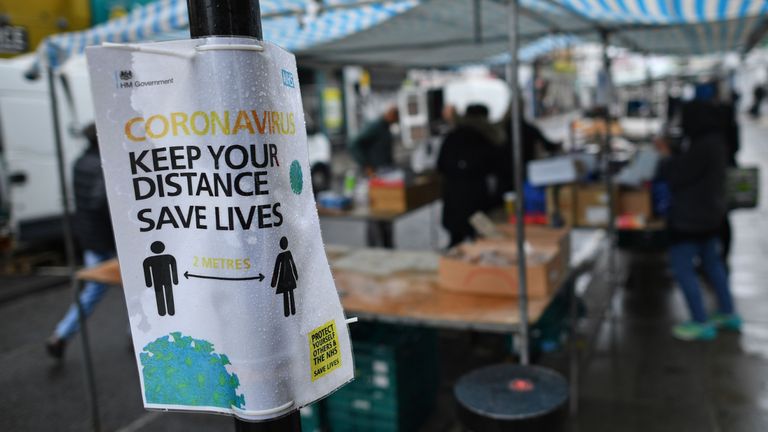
[47,124,116,359]
[656,101,741,342]
[438,104,499,246]
[347,106,399,172]
[497,106,561,197]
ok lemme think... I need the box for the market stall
[26,1,768,430]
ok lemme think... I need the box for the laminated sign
[86,38,353,421]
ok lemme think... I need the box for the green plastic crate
[300,403,323,432]
[326,323,439,432]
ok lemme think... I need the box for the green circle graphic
[289,160,303,195]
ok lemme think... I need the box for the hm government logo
[115,70,174,90]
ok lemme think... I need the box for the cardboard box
[437,250,565,299]
[618,188,652,219]
[547,184,618,227]
[493,225,571,261]
[548,184,651,227]
[546,185,577,226]
[438,226,571,298]
[369,174,440,213]
[575,184,618,227]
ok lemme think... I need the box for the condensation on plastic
[86,37,353,421]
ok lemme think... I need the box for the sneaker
[672,322,717,341]
[710,313,743,332]
[45,336,66,360]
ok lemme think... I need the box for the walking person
[46,124,116,359]
[656,100,742,341]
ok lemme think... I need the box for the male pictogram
[143,241,178,316]
[271,236,299,317]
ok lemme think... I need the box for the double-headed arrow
[183,271,265,282]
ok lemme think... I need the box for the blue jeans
[54,250,115,340]
[669,237,734,323]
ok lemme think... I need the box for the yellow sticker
[308,320,342,382]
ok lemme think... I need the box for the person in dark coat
[348,106,400,246]
[656,101,741,342]
[437,104,499,246]
[47,124,116,359]
[497,108,561,196]
[347,106,399,172]
[720,99,740,263]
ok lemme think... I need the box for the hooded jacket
[73,144,115,253]
[657,101,728,236]
[437,116,500,243]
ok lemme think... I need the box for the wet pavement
[1,116,767,431]
[568,115,768,432]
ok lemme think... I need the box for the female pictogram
[270,236,299,317]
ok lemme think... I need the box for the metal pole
[506,0,530,366]
[47,65,101,432]
[473,0,482,44]
[188,0,262,39]
[600,32,617,287]
[185,1,300,428]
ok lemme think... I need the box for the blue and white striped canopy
[551,0,768,54]
[36,0,768,69]
[39,0,418,68]
[556,0,767,24]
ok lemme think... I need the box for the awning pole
[47,63,101,432]
[184,0,300,428]
[506,0,530,366]
[600,30,618,302]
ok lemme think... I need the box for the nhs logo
[281,69,295,88]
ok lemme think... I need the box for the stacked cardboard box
[437,226,570,299]
[368,174,441,213]
[546,184,651,227]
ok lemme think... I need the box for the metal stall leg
[74,279,101,432]
[47,64,101,432]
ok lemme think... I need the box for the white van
[0,54,92,243]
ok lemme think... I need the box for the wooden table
[77,230,605,335]
[74,257,544,333]
[334,268,551,333]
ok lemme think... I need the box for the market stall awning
[34,0,768,69]
[542,0,768,55]
[298,0,598,65]
[37,0,419,68]
[300,0,768,64]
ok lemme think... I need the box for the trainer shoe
[710,313,743,332]
[672,322,717,341]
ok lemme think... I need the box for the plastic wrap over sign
[85,38,353,421]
